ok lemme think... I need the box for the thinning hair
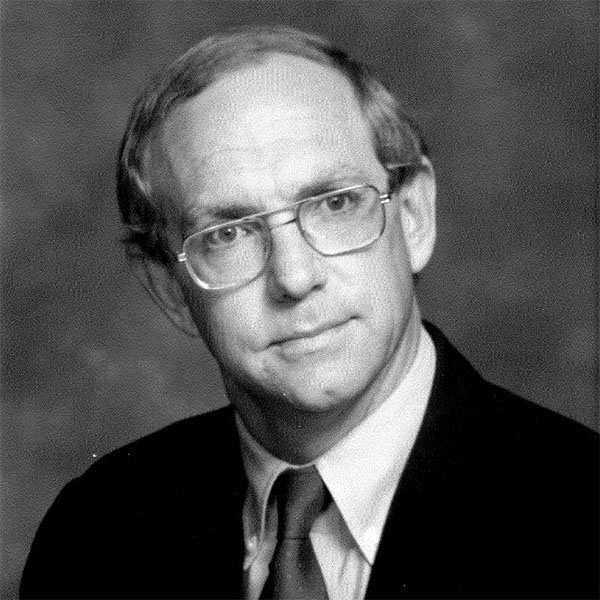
[116,25,427,265]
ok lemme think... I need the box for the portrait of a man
[2,3,597,600]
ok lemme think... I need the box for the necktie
[261,466,330,599]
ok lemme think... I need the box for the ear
[133,258,200,338]
[398,156,437,274]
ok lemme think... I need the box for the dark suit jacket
[20,325,599,599]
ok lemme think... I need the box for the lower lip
[274,321,351,358]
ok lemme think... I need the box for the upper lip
[272,319,349,344]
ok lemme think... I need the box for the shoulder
[423,321,598,472]
[20,406,245,599]
[83,405,238,480]
[61,405,243,509]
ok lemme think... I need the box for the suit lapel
[365,324,484,599]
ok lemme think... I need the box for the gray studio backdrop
[1,1,597,598]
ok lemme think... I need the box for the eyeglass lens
[183,186,385,289]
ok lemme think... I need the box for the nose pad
[269,215,298,231]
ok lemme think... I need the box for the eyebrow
[184,202,259,232]
[294,162,373,198]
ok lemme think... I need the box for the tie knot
[276,466,327,540]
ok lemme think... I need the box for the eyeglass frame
[176,163,418,291]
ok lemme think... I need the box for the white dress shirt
[236,325,436,600]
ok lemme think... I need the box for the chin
[284,392,345,415]
[270,373,369,416]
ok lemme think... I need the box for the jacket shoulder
[20,406,245,599]
[425,320,597,453]
[81,405,239,485]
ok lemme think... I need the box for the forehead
[150,54,380,205]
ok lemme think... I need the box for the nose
[266,217,326,301]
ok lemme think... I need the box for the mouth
[271,319,353,356]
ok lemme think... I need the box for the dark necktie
[260,466,330,599]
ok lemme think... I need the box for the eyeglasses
[177,183,393,290]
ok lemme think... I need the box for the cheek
[357,232,414,329]
[360,225,412,294]
[188,290,264,363]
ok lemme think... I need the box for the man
[21,25,598,600]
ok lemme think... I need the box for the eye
[321,189,367,215]
[324,193,353,212]
[203,221,260,249]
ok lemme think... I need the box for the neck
[226,307,423,464]
[233,394,367,464]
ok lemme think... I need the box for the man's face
[150,54,432,429]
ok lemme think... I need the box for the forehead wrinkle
[167,133,367,199]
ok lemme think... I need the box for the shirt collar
[237,412,290,553]
[237,324,436,565]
